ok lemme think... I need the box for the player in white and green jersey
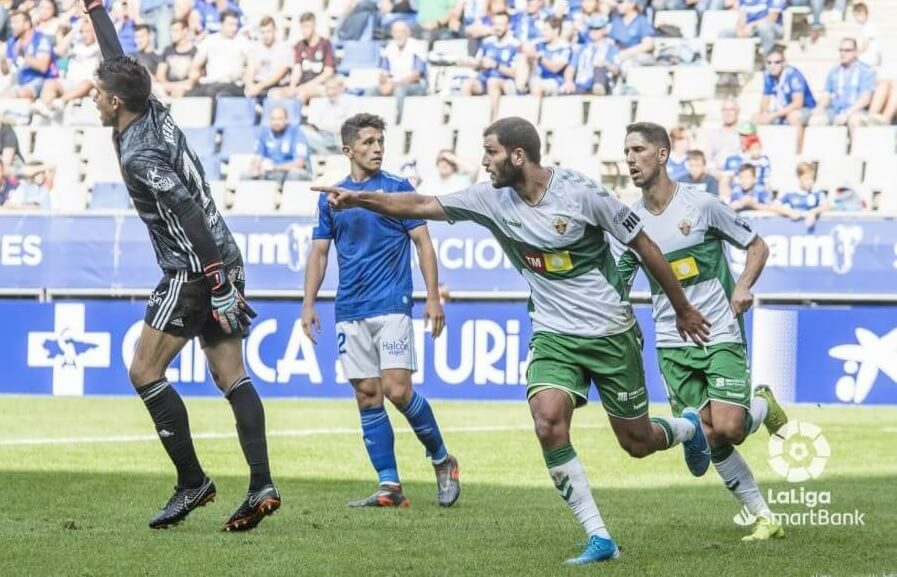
[314,117,715,566]
[616,122,790,542]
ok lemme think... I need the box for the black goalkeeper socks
[137,379,206,489]
[226,377,272,492]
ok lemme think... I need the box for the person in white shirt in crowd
[3,162,51,210]
[35,0,61,38]
[187,10,249,98]
[857,3,896,126]
[522,15,572,98]
[704,98,742,178]
[418,149,479,196]
[155,18,197,97]
[563,14,619,96]
[243,16,291,99]
[370,20,427,121]
[36,17,99,118]
[304,75,357,154]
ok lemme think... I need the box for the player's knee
[533,414,567,446]
[616,430,654,458]
[719,423,747,446]
[385,384,413,409]
[128,362,159,388]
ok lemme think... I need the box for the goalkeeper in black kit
[82,0,280,531]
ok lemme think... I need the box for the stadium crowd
[0,0,893,217]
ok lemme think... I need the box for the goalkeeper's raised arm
[82,0,125,59]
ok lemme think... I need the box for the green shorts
[657,343,751,417]
[526,325,648,419]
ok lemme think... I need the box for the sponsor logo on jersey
[500,216,522,228]
[146,168,175,192]
[678,219,692,236]
[382,338,410,357]
[553,217,568,235]
[524,251,573,273]
[670,256,699,281]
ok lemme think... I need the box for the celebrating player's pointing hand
[311,186,357,210]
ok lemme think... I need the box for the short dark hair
[686,150,705,163]
[259,15,276,28]
[341,113,386,146]
[852,2,868,14]
[220,9,239,24]
[299,12,316,24]
[841,37,858,50]
[96,56,152,114]
[10,10,32,26]
[492,10,510,22]
[135,23,152,35]
[626,122,672,153]
[767,45,785,59]
[738,163,756,177]
[483,117,541,163]
[545,15,563,31]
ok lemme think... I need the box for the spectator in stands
[133,23,161,75]
[728,163,771,210]
[110,0,136,54]
[0,120,21,168]
[829,186,865,212]
[463,11,521,120]
[193,0,241,37]
[0,160,19,205]
[418,0,465,43]
[1,10,56,100]
[524,15,571,98]
[155,18,196,97]
[787,0,824,41]
[810,38,875,136]
[243,16,291,99]
[563,14,618,95]
[36,19,98,118]
[419,149,479,195]
[280,12,335,105]
[666,126,690,181]
[706,98,741,174]
[683,150,719,195]
[608,0,654,68]
[3,162,50,209]
[138,0,173,50]
[571,0,600,44]
[853,3,880,68]
[727,0,785,57]
[187,10,249,98]
[755,45,815,151]
[857,3,895,126]
[371,20,428,118]
[515,0,550,44]
[34,0,60,37]
[464,0,509,52]
[248,106,312,183]
[305,75,356,154]
[722,122,771,189]
[778,161,829,226]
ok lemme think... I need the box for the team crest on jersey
[553,217,568,235]
[147,168,175,192]
[678,219,692,236]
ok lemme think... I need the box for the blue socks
[360,407,399,486]
[400,392,448,464]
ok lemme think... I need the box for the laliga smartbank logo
[733,421,865,528]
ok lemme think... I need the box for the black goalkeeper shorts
[144,263,248,347]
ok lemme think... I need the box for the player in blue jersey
[302,113,461,508]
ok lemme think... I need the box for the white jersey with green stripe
[437,168,644,337]
[617,183,757,348]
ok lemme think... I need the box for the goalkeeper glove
[206,263,256,335]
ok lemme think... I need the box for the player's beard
[491,157,522,189]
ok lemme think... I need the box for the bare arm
[314,186,449,220]
[408,225,445,338]
[301,238,331,343]
[628,230,711,343]
[730,235,768,315]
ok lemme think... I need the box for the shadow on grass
[0,471,894,577]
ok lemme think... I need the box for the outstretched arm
[312,186,448,220]
[83,0,125,59]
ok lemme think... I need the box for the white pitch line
[0,423,606,447]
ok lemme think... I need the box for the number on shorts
[337,332,346,354]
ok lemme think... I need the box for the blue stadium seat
[182,127,217,157]
[337,41,381,75]
[214,97,257,128]
[219,126,258,159]
[261,98,302,125]
[89,182,131,210]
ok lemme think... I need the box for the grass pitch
[0,397,895,577]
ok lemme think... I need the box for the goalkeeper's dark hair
[626,122,672,154]
[341,113,386,146]
[96,56,152,114]
[483,116,541,164]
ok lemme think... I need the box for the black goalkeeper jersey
[114,98,241,273]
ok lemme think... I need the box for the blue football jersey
[313,171,426,323]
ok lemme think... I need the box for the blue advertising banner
[4,299,896,404]
[0,214,893,295]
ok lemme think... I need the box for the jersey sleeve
[85,2,125,59]
[762,72,775,95]
[617,246,641,292]
[581,185,644,244]
[436,182,495,227]
[397,178,426,231]
[704,196,757,249]
[312,192,333,240]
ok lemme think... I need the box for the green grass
[0,397,895,577]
